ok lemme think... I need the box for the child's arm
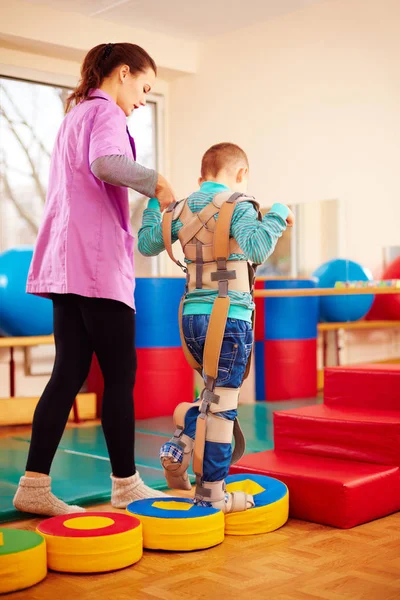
[138,198,180,256]
[231,201,290,264]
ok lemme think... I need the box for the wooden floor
[1,425,400,599]
[2,501,399,599]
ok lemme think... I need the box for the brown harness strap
[213,193,242,261]
[203,296,231,380]
[178,298,202,374]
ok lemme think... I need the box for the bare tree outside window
[0,76,158,254]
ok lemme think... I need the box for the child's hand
[155,174,176,211]
[286,208,295,227]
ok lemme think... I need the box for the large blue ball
[313,259,374,322]
[0,247,53,336]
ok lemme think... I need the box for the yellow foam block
[127,498,225,551]
[0,528,47,594]
[225,474,289,535]
[37,512,142,573]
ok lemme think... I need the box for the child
[138,142,293,513]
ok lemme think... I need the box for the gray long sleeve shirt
[91,154,158,198]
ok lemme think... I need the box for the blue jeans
[182,315,253,482]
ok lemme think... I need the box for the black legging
[26,294,136,478]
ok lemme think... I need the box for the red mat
[230,450,400,528]
[88,347,194,419]
[273,404,400,466]
[324,364,400,411]
[264,338,317,400]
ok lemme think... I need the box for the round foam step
[37,512,142,573]
[126,497,224,551]
[0,528,47,594]
[224,473,289,535]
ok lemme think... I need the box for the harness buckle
[199,387,220,415]
[166,201,179,213]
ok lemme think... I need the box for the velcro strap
[208,387,239,412]
[199,387,220,414]
[210,268,237,282]
[187,260,250,293]
[195,479,225,502]
[227,491,253,513]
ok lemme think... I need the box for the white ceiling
[23,0,327,39]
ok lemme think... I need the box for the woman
[13,43,174,516]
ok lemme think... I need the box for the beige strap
[178,200,193,224]
[211,387,239,412]
[173,400,200,429]
[178,203,219,251]
[203,296,230,379]
[172,199,187,220]
[206,414,234,444]
[227,492,254,513]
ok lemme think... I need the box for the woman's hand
[155,174,176,211]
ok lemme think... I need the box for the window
[256,205,297,277]
[0,76,159,253]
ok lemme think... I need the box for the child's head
[199,143,249,193]
[66,43,157,115]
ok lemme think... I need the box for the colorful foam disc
[0,528,47,594]
[126,497,224,551]
[224,473,289,535]
[37,512,142,573]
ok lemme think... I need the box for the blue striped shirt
[138,181,288,321]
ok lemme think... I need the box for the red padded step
[274,404,400,466]
[324,364,400,411]
[229,450,400,528]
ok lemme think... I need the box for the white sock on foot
[111,472,168,508]
[13,476,85,517]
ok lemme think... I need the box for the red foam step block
[324,364,400,411]
[230,450,400,528]
[264,338,317,401]
[88,347,194,420]
[274,404,400,466]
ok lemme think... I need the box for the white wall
[168,0,400,371]
[169,0,400,275]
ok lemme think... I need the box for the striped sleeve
[137,198,182,256]
[230,201,288,264]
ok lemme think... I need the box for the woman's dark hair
[65,43,157,112]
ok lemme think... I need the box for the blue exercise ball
[0,247,53,336]
[313,259,374,322]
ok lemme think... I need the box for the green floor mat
[16,427,171,471]
[0,438,166,524]
[2,398,320,523]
